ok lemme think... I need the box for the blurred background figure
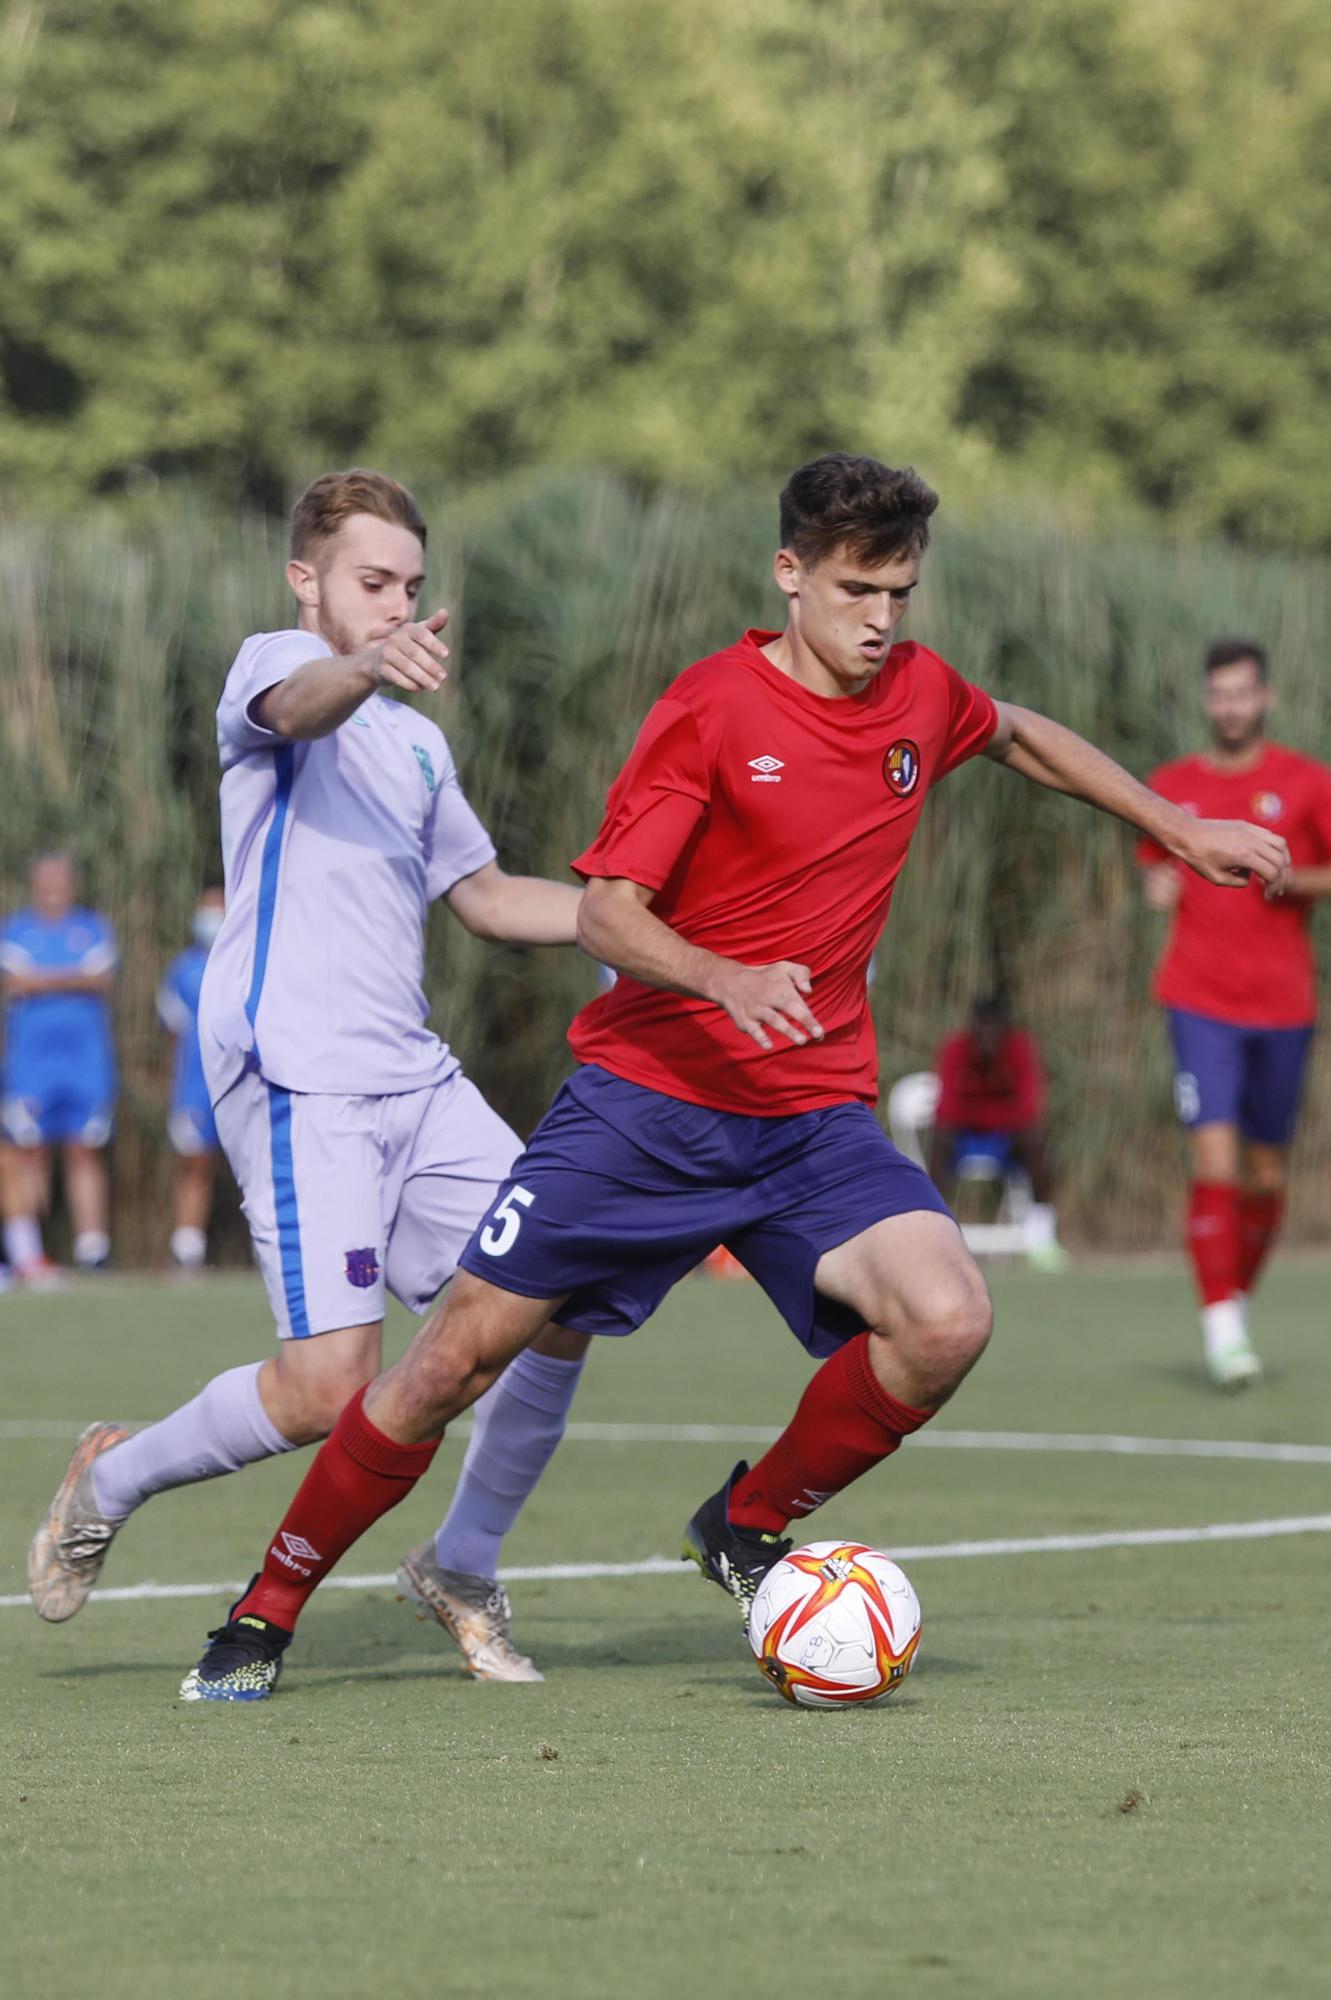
[0,854,118,1284]
[157,884,226,1271]
[928,995,1067,1271]
[1139,637,1331,1387]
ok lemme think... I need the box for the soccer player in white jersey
[28,469,593,1681]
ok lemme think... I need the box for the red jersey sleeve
[572,698,711,890]
[1304,763,1331,860]
[935,664,998,779]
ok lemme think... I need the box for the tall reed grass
[0,476,1326,1260]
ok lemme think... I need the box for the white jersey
[199,629,495,1102]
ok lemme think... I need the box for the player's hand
[711,960,824,1052]
[371,609,450,693]
[1171,817,1291,894]
[1141,863,1182,912]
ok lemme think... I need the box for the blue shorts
[952,1131,1015,1174]
[1166,1009,1313,1146]
[457,1065,952,1357]
[169,1096,219,1156]
[2,1077,114,1147]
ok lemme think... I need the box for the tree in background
[1,0,1328,543]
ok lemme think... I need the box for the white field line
[3,1514,1331,1611]
[5,1418,1331,1467]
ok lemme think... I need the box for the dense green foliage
[2,0,1330,542]
[0,476,1327,1257]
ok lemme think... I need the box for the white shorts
[215,1068,520,1339]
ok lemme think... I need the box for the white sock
[5,1216,43,1268]
[1025,1203,1058,1250]
[1201,1298,1248,1361]
[90,1360,296,1521]
[170,1225,207,1269]
[73,1230,111,1268]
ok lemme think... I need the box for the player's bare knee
[290,1362,378,1441]
[901,1280,992,1402]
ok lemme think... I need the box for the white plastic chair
[886,1069,1031,1255]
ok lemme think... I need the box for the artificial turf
[3,1261,1330,1999]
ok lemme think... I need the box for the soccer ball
[748,1541,922,1708]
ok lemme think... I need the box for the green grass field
[4,1262,1330,1999]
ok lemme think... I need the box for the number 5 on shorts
[479,1184,535,1257]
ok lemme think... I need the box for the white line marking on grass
[4,1514,1331,1610]
[912,1429,1331,1468]
[7,1417,1331,1465]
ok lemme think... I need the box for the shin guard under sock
[236,1387,441,1630]
[1237,1190,1284,1297]
[727,1334,933,1534]
[1186,1181,1242,1307]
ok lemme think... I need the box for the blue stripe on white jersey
[244,744,295,1050]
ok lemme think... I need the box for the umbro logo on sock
[272,1529,322,1575]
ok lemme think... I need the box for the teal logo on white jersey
[412,743,437,793]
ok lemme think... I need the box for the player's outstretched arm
[444,863,582,944]
[257,611,450,740]
[986,702,1291,893]
[578,876,823,1051]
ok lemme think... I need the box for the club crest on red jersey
[1251,791,1284,822]
[882,740,921,797]
[344,1247,380,1289]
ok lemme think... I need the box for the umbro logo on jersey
[748,755,784,783]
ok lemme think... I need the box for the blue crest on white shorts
[344,1247,380,1289]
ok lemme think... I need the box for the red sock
[727,1334,933,1534]
[1237,1190,1284,1296]
[236,1388,441,1630]
[1186,1181,1242,1306]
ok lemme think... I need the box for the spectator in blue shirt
[1,854,117,1281]
[157,884,224,1269]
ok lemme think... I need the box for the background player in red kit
[1139,637,1331,1387]
[182,455,1289,1701]
[929,995,1066,1270]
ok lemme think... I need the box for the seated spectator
[928,995,1067,1271]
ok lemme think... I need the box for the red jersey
[569,630,998,1115]
[1137,743,1331,1028]
[935,1028,1045,1131]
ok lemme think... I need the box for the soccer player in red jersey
[180,455,1289,1700]
[1139,637,1331,1387]
[929,996,1066,1270]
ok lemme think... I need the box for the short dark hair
[1204,636,1268,682]
[290,469,427,561]
[778,453,938,569]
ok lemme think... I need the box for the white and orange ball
[748,1541,922,1708]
